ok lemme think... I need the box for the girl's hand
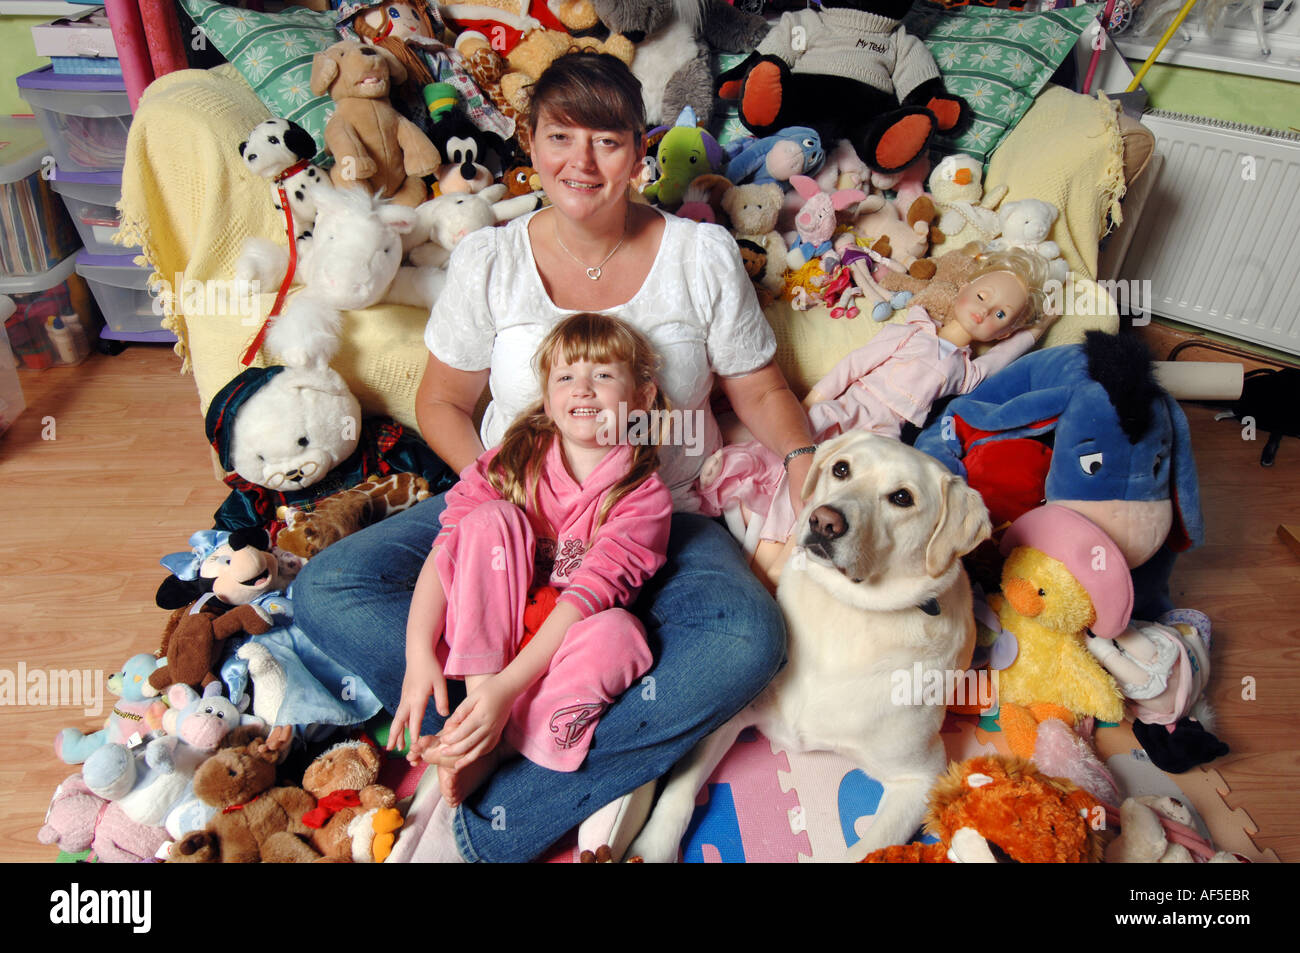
[1029,303,1061,342]
[437,675,516,769]
[390,652,450,761]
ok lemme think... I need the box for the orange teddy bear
[862,755,1104,863]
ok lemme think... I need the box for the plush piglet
[784,175,866,270]
[239,119,331,245]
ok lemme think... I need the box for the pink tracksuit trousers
[434,499,654,772]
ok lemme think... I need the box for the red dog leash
[240,160,310,366]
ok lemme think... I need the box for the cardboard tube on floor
[1152,362,1244,401]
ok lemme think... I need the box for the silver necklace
[553,210,629,281]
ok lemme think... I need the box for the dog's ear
[800,431,855,503]
[284,121,317,162]
[925,474,991,577]
[310,44,346,96]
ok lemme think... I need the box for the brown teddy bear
[310,40,442,207]
[300,739,402,862]
[168,739,322,863]
[877,244,982,326]
[276,472,431,560]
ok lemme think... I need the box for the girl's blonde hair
[964,242,1053,327]
[487,312,669,530]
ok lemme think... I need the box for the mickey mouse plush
[717,0,967,174]
[427,110,512,195]
[144,529,287,697]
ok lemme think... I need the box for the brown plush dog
[169,739,321,863]
[300,740,400,863]
[310,40,441,207]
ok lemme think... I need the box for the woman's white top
[425,208,777,509]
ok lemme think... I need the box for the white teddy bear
[988,198,1069,283]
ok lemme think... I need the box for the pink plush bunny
[785,174,865,269]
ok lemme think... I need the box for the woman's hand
[437,675,516,770]
[785,452,814,515]
[391,651,450,763]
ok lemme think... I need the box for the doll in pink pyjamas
[698,246,1059,545]
[392,312,674,806]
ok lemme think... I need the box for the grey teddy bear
[591,0,769,128]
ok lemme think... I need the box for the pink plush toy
[784,174,865,269]
[38,775,107,854]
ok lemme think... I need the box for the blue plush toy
[914,331,1203,619]
[54,654,168,764]
[725,127,825,188]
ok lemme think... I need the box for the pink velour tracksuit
[697,306,1037,542]
[431,440,672,772]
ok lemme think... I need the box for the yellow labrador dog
[628,432,991,862]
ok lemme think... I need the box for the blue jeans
[292,493,786,862]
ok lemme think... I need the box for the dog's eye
[1037,588,1046,597]
[831,460,851,479]
[888,489,914,507]
[268,135,279,145]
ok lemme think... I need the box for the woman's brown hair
[487,312,668,531]
[526,52,646,146]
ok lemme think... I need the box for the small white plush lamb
[239,119,331,245]
[408,183,543,270]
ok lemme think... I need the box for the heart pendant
[586,267,601,280]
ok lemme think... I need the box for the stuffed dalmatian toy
[238,118,331,245]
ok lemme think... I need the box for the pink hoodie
[434,440,672,619]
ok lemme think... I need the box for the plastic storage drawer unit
[50,169,139,256]
[1,254,93,369]
[76,252,163,337]
[16,68,132,175]
[0,118,80,276]
[1,296,27,435]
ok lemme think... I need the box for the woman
[293,52,817,862]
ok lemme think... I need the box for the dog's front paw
[625,821,682,864]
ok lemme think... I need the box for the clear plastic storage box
[0,118,80,276]
[49,168,138,256]
[16,68,132,175]
[0,296,27,436]
[76,251,161,336]
[0,254,93,369]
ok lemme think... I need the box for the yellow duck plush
[988,505,1132,732]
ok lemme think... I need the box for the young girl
[698,245,1059,544]
[392,312,674,806]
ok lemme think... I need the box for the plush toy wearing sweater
[717,0,966,174]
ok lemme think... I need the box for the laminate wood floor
[1,344,1296,862]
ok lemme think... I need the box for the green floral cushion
[902,1,1102,166]
[712,3,1100,166]
[181,0,338,164]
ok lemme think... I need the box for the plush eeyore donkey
[915,331,1204,621]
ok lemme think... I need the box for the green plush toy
[642,106,726,209]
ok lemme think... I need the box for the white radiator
[1118,110,1300,356]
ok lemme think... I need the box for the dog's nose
[808,505,846,540]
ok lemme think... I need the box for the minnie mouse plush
[144,529,288,697]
